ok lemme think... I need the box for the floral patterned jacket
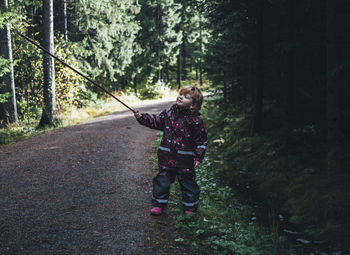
[136,104,207,169]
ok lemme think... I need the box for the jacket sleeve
[136,109,167,131]
[192,118,207,163]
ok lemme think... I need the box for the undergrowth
[204,95,350,253]
[172,157,299,255]
[150,93,350,254]
[153,133,297,255]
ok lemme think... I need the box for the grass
[0,120,42,145]
[168,156,299,255]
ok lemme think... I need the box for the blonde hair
[179,86,203,111]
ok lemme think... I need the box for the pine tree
[71,0,141,90]
[135,0,182,85]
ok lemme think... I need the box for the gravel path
[0,100,176,255]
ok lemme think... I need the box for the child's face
[176,93,193,109]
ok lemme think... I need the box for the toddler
[134,86,207,215]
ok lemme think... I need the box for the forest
[1,0,349,254]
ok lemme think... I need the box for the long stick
[17,31,136,113]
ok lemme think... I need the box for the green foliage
[0,6,21,79]
[12,29,44,108]
[0,125,34,145]
[0,92,10,103]
[72,0,141,87]
[138,83,160,99]
[286,174,350,245]
[133,0,182,84]
[203,0,253,94]
[0,57,10,77]
[0,7,20,29]
[16,98,41,123]
[12,26,89,122]
[54,36,89,110]
[153,128,296,254]
[167,156,295,255]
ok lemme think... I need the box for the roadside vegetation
[152,103,299,255]
[152,94,348,255]
[0,83,178,146]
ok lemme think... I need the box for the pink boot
[185,210,194,215]
[150,207,163,216]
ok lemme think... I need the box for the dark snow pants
[152,165,200,211]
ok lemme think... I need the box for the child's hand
[194,160,200,168]
[134,110,141,119]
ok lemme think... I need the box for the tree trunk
[39,0,56,128]
[26,4,35,39]
[189,56,192,73]
[177,47,182,89]
[63,0,68,40]
[134,76,137,96]
[182,35,187,80]
[285,0,295,133]
[165,62,169,83]
[199,14,203,86]
[0,0,18,125]
[232,64,237,102]
[252,0,264,134]
[223,71,227,103]
[320,0,328,138]
[122,76,126,90]
[156,3,161,82]
[55,0,68,40]
[326,0,343,173]
[181,1,186,80]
